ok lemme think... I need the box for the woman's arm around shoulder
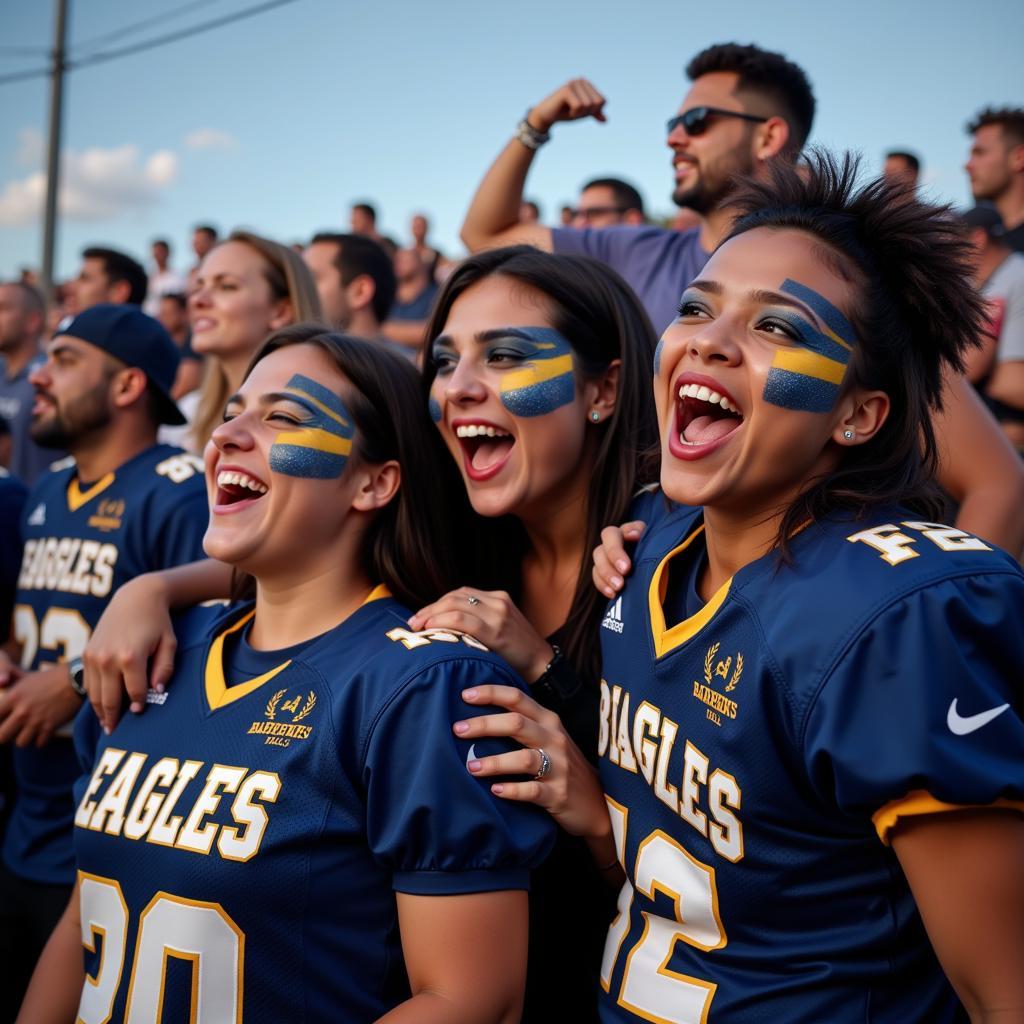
[84,558,232,733]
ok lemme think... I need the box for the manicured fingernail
[491,784,504,795]
[611,576,623,589]
[616,560,629,572]
[462,688,478,700]
[155,682,166,694]
[454,721,469,734]
[407,616,420,628]
[130,702,144,713]
[103,724,111,735]
[467,760,481,772]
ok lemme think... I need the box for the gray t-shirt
[552,225,709,333]
[984,251,1024,363]
[0,352,63,486]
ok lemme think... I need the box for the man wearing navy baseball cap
[0,303,209,1015]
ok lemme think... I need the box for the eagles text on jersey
[71,590,555,1023]
[4,446,208,887]
[597,503,1024,1024]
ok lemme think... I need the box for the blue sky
[1,0,1021,281]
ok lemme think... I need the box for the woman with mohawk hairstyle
[463,152,1024,1022]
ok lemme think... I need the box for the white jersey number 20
[77,872,243,1024]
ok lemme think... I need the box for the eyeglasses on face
[666,106,768,137]
[570,206,628,221]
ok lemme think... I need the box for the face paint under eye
[653,335,665,376]
[497,327,575,418]
[428,395,442,423]
[268,374,354,479]
[762,279,856,413]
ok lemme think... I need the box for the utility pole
[41,0,69,307]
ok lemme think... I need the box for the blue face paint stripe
[284,374,351,425]
[269,375,355,479]
[763,367,841,413]
[501,374,577,418]
[653,336,665,376]
[268,445,348,479]
[771,312,852,365]
[779,279,855,349]
[496,326,576,418]
[428,395,442,423]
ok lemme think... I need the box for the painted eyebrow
[224,391,313,409]
[684,280,827,329]
[432,327,549,348]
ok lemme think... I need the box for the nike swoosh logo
[946,699,1010,736]
[466,743,477,769]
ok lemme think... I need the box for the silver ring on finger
[467,595,481,606]
[533,748,551,780]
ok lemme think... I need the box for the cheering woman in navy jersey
[461,154,1024,1022]
[20,329,553,1023]
[84,248,662,1022]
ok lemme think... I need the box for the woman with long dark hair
[82,248,661,1021]
[458,155,1024,1021]
[20,328,553,1023]
[407,247,658,1020]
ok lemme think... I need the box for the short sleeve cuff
[872,789,1024,845]
[393,867,531,896]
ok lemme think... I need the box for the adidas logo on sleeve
[602,596,624,633]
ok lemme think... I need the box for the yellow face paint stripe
[273,428,352,456]
[770,348,847,385]
[501,353,575,392]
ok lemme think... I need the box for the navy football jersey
[71,591,555,1023]
[597,504,1024,1023]
[5,445,208,884]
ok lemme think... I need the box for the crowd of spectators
[0,39,1022,1020]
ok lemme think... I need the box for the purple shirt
[552,225,708,333]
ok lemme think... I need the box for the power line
[72,0,222,56]
[74,0,300,70]
[0,0,300,87]
[0,66,50,86]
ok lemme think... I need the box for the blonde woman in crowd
[187,230,322,450]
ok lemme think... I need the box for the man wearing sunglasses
[460,41,815,333]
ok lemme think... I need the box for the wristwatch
[68,656,87,698]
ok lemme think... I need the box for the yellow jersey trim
[204,585,391,711]
[204,611,292,711]
[872,789,1024,845]
[67,472,116,512]
[648,523,732,658]
[361,583,392,604]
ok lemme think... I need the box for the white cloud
[0,143,179,227]
[184,128,236,151]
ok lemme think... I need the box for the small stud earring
[590,411,601,423]
[843,429,854,440]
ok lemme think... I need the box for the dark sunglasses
[666,106,768,137]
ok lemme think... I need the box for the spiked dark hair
[721,150,987,551]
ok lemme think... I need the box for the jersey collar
[648,522,732,658]
[67,472,115,512]
[203,583,393,712]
